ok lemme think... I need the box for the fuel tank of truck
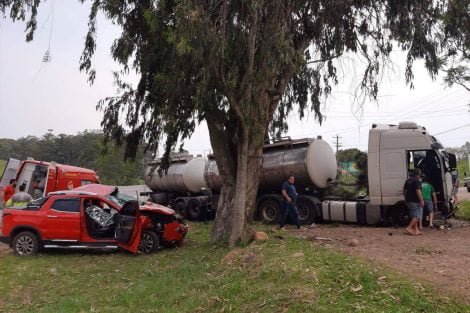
[205,137,337,192]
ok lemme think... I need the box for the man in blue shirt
[279,175,301,230]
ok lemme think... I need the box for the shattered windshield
[107,190,137,207]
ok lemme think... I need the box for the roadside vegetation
[0,132,144,185]
[0,159,5,175]
[0,223,468,313]
[456,200,470,220]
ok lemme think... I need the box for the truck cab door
[114,200,142,253]
[379,150,407,205]
[0,158,21,188]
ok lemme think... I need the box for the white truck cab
[321,121,457,226]
[367,122,456,224]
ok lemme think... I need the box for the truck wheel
[174,201,187,219]
[296,198,317,225]
[139,230,160,254]
[391,203,410,227]
[258,199,281,224]
[467,186,470,193]
[187,200,205,221]
[12,231,39,256]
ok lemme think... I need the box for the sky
[0,1,469,155]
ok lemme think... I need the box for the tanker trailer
[144,154,211,220]
[144,136,338,224]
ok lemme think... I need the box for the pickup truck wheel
[139,230,160,254]
[12,231,39,256]
[258,199,281,224]
[467,186,470,193]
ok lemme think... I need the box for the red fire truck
[0,158,99,203]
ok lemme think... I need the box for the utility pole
[332,135,342,155]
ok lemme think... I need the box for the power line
[434,124,470,136]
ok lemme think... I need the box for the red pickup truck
[0,187,188,256]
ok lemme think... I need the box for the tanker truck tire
[383,202,409,227]
[296,197,317,225]
[187,199,206,221]
[258,199,281,224]
[174,201,187,219]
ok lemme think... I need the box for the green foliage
[327,149,368,199]
[0,132,143,185]
[0,223,468,312]
[457,159,470,181]
[2,0,468,243]
[456,200,470,221]
[445,141,470,179]
[0,159,6,175]
[440,0,470,91]
[3,0,466,162]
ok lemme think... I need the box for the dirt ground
[302,187,470,304]
[0,188,469,303]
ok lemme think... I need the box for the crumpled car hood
[140,201,175,215]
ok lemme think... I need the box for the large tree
[2,0,468,246]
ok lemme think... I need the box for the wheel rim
[176,204,186,217]
[262,204,277,222]
[139,233,155,253]
[297,204,308,220]
[189,204,200,218]
[15,235,35,255]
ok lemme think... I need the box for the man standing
[421,177,437,229]
[404,168,424,235]
[3,179,16,204]
[5,183,32,208]
[279,174,301,230]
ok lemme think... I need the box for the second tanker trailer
[144,136,338,224]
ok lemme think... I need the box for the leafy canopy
[1,0,468,162]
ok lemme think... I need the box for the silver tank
[144,155,208,193]
[145,137,337,193]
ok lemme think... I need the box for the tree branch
[306,54,341,64]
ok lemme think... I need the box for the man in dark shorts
[403,168,424,235]
[279,174,301,230]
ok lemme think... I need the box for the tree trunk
[244,135,264,222]
[206,95,275,246]
[210,184,235,242]
[228,129,249,247]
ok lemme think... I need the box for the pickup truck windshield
[107,190,137,207]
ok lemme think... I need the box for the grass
[456,200,470,220]
[0,223,468,313]
[0,159,5,175]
